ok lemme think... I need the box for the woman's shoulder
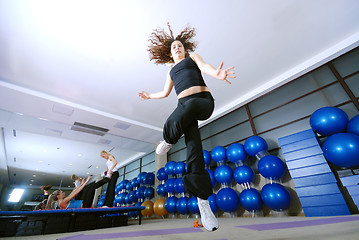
[190,53,201,60]
[189,53,203,65]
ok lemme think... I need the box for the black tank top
[170,57,207,95]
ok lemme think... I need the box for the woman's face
[57,190,65,199]
[171,40,186,61]
[101,153,108,160]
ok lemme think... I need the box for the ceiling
[0,0,358,190]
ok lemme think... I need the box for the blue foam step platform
[291,173,337,188]
[302,204,351,217]
[278,129,317,146]
[299,193,348,207]
[289,163,332,179]
[280,137,320,154]
[282,145,323,162]
[278,129,351,217]
[286,154,327,170]
[295,183,342,197]
[340,175,359,187]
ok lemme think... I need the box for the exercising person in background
[52,176,91,209]
[100,150,119,207]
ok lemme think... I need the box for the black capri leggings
[163,91,214,200]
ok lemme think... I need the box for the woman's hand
[138,91,151,100]
[216,61,235,84]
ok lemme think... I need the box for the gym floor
[2,214,359,240]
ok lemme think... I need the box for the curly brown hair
[148,22,197,65]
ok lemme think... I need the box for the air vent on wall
[71,122,109,136]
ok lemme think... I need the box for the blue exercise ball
[125,193,132,204]
[114,194,121,206]
[347,115,359,136]
[137,172,147,185]
[211,146,227,163]
[239,188,262,211]
[156,184,166,197]
[118,192,127,205]
[97,199,104,207]
[322,132,359,168]
[136,186,146,199]
[164,196,178,214]
[310,107,349,136]
[165,161,176,176]
[174,177,186,194]
[203,150,212,166]
[156,167,168,181]
[128,210,136,218]
[143,172,155,185]
[233,165,255,184]
[227,143,248,164]
[174,162,186,175]
[134,202,143,217]
[187,196,199,214]
[115,183,122,193]
[244,136,268,157]
[261,183,291,211]
[214,165,233,185]
[208,193,218,214]
[131,178,140,188]
[216,188,239,212]
[176,196,189,215]
[119,180,129,191]
[164,178,176,195]
[126,181,133,191]
[206,169,216,188]
[258,155,285,180]
[144,187,155,199]
[129,190,138,203]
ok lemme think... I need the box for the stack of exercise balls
[310,107,359,168]
[174,161,189,216]
[244,136,291,213]
[211,146,240,216]
[139,172,156,218]
[228,142,262,215]
[154,167,168,218]
[163,161,178,217]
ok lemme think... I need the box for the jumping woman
[139,23,235,231]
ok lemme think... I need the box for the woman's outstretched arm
[139,71,173,100]
[59,176,91,208]
[190,53,235,84]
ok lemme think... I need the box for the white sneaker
[197,198,219,232]
[156,140,172,155]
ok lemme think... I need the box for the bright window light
[8,188,25,202]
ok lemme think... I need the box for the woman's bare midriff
[178,86,210,99]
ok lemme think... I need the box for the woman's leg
[103,171,119,207]
[182,120,213,199]
[163,93,214,145]
[163,93,214,199]
[82,177,109,208]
